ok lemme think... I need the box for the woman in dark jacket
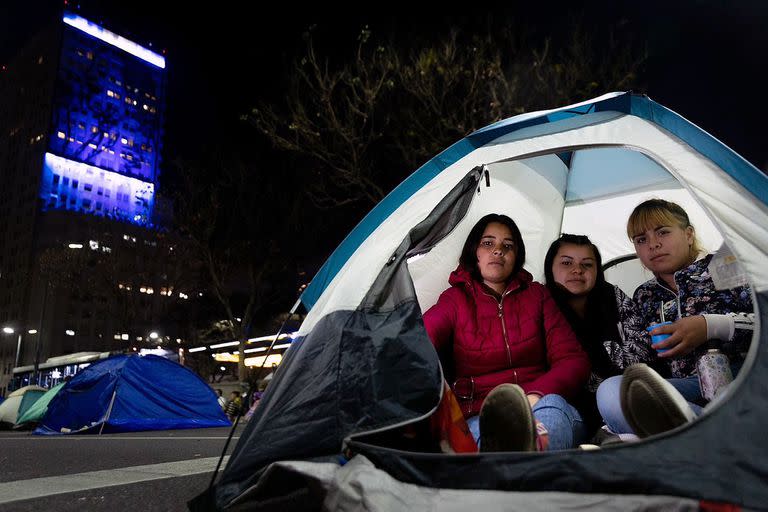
[423,214,590,452]
[544,234,653,436]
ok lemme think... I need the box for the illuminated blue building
[0,11,183,394]
[43,12,165,227]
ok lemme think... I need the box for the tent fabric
[0,386,46,426]
[208,92,768,510]
[229,456,701,512]
[16,382,65,426]
[35,355,229,434]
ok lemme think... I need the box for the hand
[526,394,540,407]
[650,315,708,358]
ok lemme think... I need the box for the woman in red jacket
[423,214,590,451]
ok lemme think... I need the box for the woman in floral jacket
[596,199,754,436]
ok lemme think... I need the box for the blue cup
[647,321,672,353]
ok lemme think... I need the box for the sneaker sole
[479,384,536,452]
[620,364,695,438]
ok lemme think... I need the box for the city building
[0,10,190,394]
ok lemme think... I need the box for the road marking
[0,455,230,504]
[0,436,239,440]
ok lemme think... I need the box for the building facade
[0,11,190,395]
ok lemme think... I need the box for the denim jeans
[466,393,586,451]
[596,375,704,434]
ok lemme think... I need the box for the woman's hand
[650,315,708,357]
[526,394,540,407]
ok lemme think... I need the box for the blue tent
[35,354,229,434]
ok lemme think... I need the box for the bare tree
[247,22,646,207]
[172,150,298,386]
[248,27,398,208]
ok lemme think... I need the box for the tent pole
[253,308,298,376]
[207,307,299,491]
[208,412,241,490]
[99,389,117,435]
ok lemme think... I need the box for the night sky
[3,0,768,170]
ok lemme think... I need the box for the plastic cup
[647,321,673,353]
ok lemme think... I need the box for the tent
[15,382,65,427]
[35,354,230,434]
[0,385,46,427]
[200,92,768,510]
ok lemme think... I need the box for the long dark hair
[459,213,526,283]
[544,234,620,377]
[544,234,606,295]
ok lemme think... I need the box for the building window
[52,174,60,185]
[84,184,93,192]
[62,177,69,186]
[71,180,78,190]
[83,199,91,209]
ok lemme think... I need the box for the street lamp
[149,331,159,340]
[2,326,23,374]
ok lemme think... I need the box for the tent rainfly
[196,92,768,511]
[35,354,230,434]
[0,386,46,427]
[15,382,65,427]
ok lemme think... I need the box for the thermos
[697,349,733,402]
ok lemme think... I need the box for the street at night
[2,0,768,511]
[0,425,243,511]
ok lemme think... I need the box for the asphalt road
[0,424,245,511]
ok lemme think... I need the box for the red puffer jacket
[423,266,590,417]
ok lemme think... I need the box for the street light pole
[14,334,22,369]
[32,279,49,385]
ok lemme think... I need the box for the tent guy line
[0,455,229,504]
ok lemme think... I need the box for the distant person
[216,389,226,410]
[244,380,269,422]
[225,391,242,422]
[597,199,754,437]
[423,213,590,452]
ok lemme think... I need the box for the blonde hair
[627,199,703,259]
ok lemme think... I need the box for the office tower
[0,11,186,393]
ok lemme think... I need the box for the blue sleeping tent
[36,354,229,434]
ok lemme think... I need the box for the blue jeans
[466,394,586,451]
[596,375,704,434]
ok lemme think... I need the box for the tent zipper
[498,297,513,368]
[480,288,513,368]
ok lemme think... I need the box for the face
[631,224,694,275]
[551,243,597,296]
[475,222,516,291]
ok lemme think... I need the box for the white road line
[0,436,239,440]
[0,455,229,504]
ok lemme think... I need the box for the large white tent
[197,92,768,511]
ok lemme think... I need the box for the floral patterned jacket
[588,284,655,392]
[632,254,754,378]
